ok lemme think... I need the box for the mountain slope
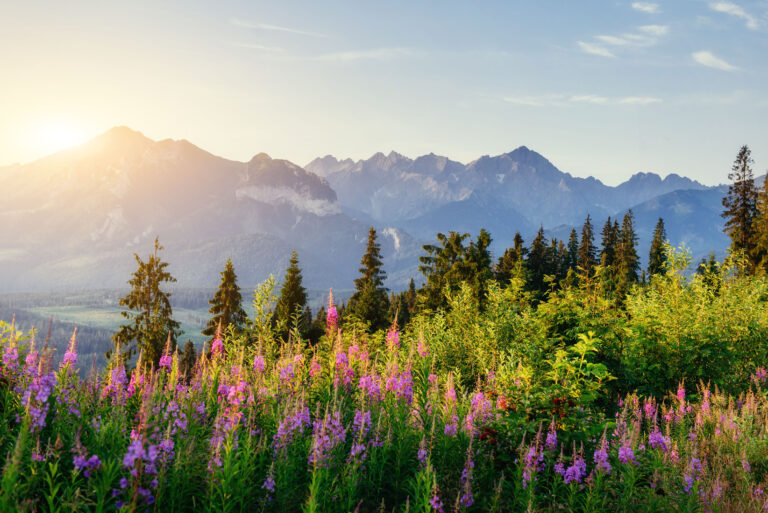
[0,128,421,291]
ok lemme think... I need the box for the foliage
[112,237,181,365]
[202,258,247,339]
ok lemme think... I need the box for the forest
[1,145,768,511]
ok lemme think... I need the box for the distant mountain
[307,146,708,245]
[0,128,740,294]
[0,127,421,292]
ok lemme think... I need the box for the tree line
[110,144,766,370]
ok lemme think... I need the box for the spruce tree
[495,232,526,284]
[405,278,418,315]
[722,145,758,267]
[616,210,640,288]
[648,217,667,277]
[273,250,308,336]
[113,237,181,365]
[466,228,494,306]
[179,340,197,378]
[419,231,469,311]
[526,226,549,293]
[566,228,579,271]
[203,258,247,339]
[577,215,598,275]
[348,227,389,331]
[600,217,619,269]
[752,175,768,271]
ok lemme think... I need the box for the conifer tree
[577,215,597,275]
[466,228,494,306]
[203,258,247,339]
[496,232,526,284]
[348,227,389,331]
[273,250,308,335]
[405,278,418,315]
[752,175,768,271]
[648,217,667,277]
[179,340,197,378]
[722,145,758,267]
[526,226,549,293]
[419,231,469,310]
[566,228,579,271]
[113,237,181,364]
[616,210,640,288]
[600,217,619,269]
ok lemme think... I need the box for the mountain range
[0,127,741,292]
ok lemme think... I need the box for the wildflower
[123,439,146,468]
[563,455,587,484]
[327,290,338,333]
[649,429,669,452]
[211,338,224,359]
[386,328,400,350]
[61,330,78,368]
[262,475,276,494]
[430,494,445,513]
[417,337,429,358]
[309,357,322,379]
[545,424,558,451]
[253,354,265,373]
[676,384,686,403]
[743,458,751,473]
[308,411,346,467]
[593,438,611,475]
[618,445,636,465]
[444,415,458,437]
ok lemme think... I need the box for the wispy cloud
[692,50,738,71]
[231,42,285,52]
[577,41,615,57]
[503,94,662,107]
[638,24,669,36]
[632,2,661,14]
[709,2,759,29]
[581,24,669,56]
[230,18,330,38]
[314,47,418,62]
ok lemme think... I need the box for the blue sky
[1,0,767,185]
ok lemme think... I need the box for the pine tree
[405,278,418,315]
[722,145,758,267]
[752,175,768,271]
[648,217,667,277]
[273,250,308,336]
[599,217,619,269]
[526,226,549,294]
[179,340,197,378]
[348,227,389,331]
[419,231,469,310]
[495,232,526,284]
[566,228,579,271]
[466,228,494,306]
[616,210,640,289]
[577,215,597,275]
[113,237,181,365]
[203,258,247,340]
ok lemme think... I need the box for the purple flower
[545,427,558,451]
[563,456,587,484]
[262,475,276,494]
[649,429,669,452]
[158,354,172,370]
[618,446,636,465]
[418,448,428,467]
[253,354,265,373]
[120,477,129,489]
[308,411,346,467]
[61,332,78,368]
[326,303,338,333]
[386,328,400,350]
[593,439,611,475]
[743,458,751,473]
[211,338,224,359]
[123,440,146,468]
[430,494,445,513]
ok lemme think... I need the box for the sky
[1,0,767,185]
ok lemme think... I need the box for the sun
[31,120,88,156]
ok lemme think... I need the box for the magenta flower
[61,331,78,368]
[618,445,636,465]
[211,338,224,359]
[386,328,400,350]
[253,354,266,373]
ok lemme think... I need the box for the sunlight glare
[32,121,88,155]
